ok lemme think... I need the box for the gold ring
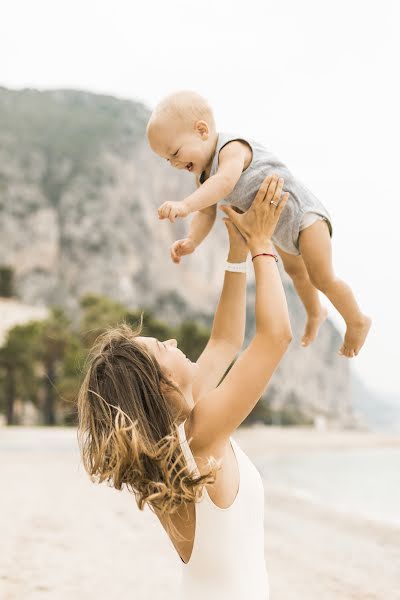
[270,200,278,206]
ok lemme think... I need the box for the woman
[77,174,291,599]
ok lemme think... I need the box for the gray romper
[199,132,333,255]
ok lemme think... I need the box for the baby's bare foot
[338,315,372,358]
[301,306,328,347]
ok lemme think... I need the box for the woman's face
[137,336,199,413]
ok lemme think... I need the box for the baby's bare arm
[188,204,217,248]
[183,141,247,213]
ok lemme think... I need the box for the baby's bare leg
[298,220,371,357]
[275,245,328,346]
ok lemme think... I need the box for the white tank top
[177,420,269,600]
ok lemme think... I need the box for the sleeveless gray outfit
[200,132,333,255]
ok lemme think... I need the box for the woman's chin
[189,360,200,376]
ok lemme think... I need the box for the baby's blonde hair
[146,90,216,137]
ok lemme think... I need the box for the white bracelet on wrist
[225,261,247,273]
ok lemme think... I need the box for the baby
[146,90,371,357]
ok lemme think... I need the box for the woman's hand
[219,174,289,253]
[221,206,249,262]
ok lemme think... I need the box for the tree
[176,320,210,361]
[0,266,15,298]
[36,307,71,425]
[126,308,175,342]
[80,293,128,348]
[0,322,42,425]
[56,331,86,425]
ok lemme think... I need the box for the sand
[0,425,399,600]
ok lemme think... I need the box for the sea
[259,446,400,528]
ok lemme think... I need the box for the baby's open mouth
[186,162,193,172]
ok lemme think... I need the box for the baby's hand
[158,201,189,223]
[170,238,196,264]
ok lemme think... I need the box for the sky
[1,0,399,397]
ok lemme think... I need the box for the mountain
[351,376,400,433]
[0,87,354,425]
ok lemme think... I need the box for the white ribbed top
[176,420,269,600]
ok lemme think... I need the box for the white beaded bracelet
[225,261,247,273]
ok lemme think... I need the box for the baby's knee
[282,260,306,281]
[309,271,336,293]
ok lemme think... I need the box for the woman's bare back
[155,418,240,564]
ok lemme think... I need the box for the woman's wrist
[248,238,274,256]
[227,247,249,263]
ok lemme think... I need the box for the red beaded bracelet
[252,252,278,263]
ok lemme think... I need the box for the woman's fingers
[271,177,284,203]
[223,217,237,233]
[274,192,289,217]
[224,218,247,244]
[223,218,234,234]
[253,174,275,207]
[219,205,239,223]
[264,175,283,204]
[220,205,249,240]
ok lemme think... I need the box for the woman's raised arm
[192,210,249,402]
[190,175,292,448]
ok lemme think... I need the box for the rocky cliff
[0,87,353,424]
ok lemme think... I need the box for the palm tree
[0,322,41,425]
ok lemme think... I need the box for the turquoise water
[259,447,400,526]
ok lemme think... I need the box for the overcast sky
[1,0,399,397]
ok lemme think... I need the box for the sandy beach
[1,425,399,600]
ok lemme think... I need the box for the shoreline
[2,422,400,441]
[266,483,400,534]
[234,423,400,454]
[1,425,399,599]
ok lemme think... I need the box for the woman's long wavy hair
[77,319,221,542]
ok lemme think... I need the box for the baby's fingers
[164,206,174,222]
[171,253,181,263]
[170,244,181,263]
[158,204,169,219]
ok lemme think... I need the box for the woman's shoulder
[183,415,231,463]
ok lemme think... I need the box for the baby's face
[148,118,214,176]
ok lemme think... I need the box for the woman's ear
[195,119,209,139]
[160,377,179,396]
[160,379,171,395]
[160,378,183,419]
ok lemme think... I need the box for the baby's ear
[195,119,209,138]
